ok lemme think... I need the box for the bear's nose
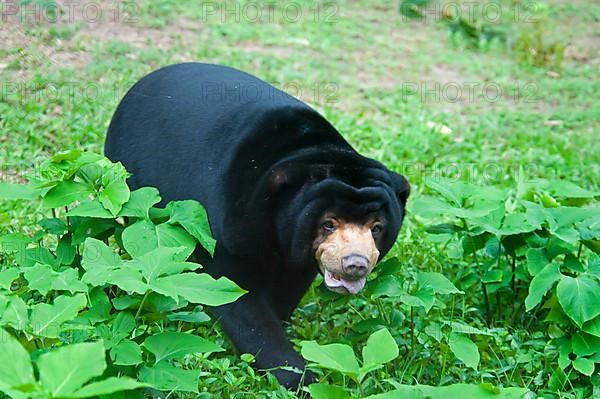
[342,254,369,278]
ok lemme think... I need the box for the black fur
[105,63,409,389]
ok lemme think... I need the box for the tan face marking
[314,217,380,285]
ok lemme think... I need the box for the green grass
[0,0,599,397]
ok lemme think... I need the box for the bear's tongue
[324,270,366,294]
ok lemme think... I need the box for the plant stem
[135,290,151,320]
[410,306,415,350]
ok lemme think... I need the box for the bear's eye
[321,220,336,232]
[371,223,383,235]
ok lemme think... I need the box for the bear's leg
[269,268,318,320]
[205,244,315,389]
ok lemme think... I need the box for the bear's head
[270,158,410,295]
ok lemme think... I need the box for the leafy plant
[0,150,246,397]
[301,328,529,398]
[411,177,600,396]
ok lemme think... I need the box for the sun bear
[105,62,409,389]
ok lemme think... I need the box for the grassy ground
[1,0,599,397]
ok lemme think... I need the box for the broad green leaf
[128,247,199,282]
[449,322,494,336]
[572,357,595,376]
[81,238,122,271]
[535,179,599,199]
[0,296,29,329]
[118,187,161,219]
[365,383,529,399]
[414,287,435,312]
[300,341,360,376]
[448,333,479,370]
[0,328,35,390]
[68,377,147,398]
[151,273,246,306]
[42,180,95,208]
[524,263,562,311]
[0,269,20,290]
[361,328,399,371]
[139,362,200,393]
[308,384,350,399]
[167,307,211,323]
[417,272,462,295]
[39,218,67,235]
[142,332,223,364]
[583,316,600,338]
[371,275,404,298]
[98,179,130,216]
[107,268,148,295]
[400,294,427,308]
[556,274,600,327]
[37,341,106,397]
[571,332,600,356]
[425,179,475,206]
[121,219,196,258]
[24,264,87,295]
[526,248,550,276]
[0,182,40,200]
[167,200,216,256]
[67,199,113,218]
[30,294,87,338]
[110,340,143,366]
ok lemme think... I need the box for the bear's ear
[389,171,410,207]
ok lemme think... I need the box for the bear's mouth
[323,269,366,294]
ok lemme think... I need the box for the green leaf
[417,272,463,295]
[0,328,35,391]
[572,357,595,376]
[300,341,360,376]
[556,274,600,327]
[449,322,494,336]
[535,179,599,199]
[29,293,87,338]
[68,377,147,398]
[571,332,600,356]
[0,296,29,329]
[110,340,143,366]
[39,218,67,235]
[121,219,196,258]
[129,247,200,282]
[371,275,404,298]
[37,341,106,397]
[98,179,130,216]
[151,273,246,306]
[142,332,223,364]
[42,180,95,208]
[365,383,529,399]
[167,307,211,323]
[0,268,20,290]
[308,384,350,399]
[118,187,161,219]
[524,262,562,311]
[0,182,40,200]
[167,200,216,256]
[24,264,87,295]
[526,248,550,276]
[583,316,600,338]
[361,328,399,371]
[67,199,114,218]
[139,362,200,393]
[448,333,479,370]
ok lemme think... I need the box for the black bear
[105,63,410,389]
